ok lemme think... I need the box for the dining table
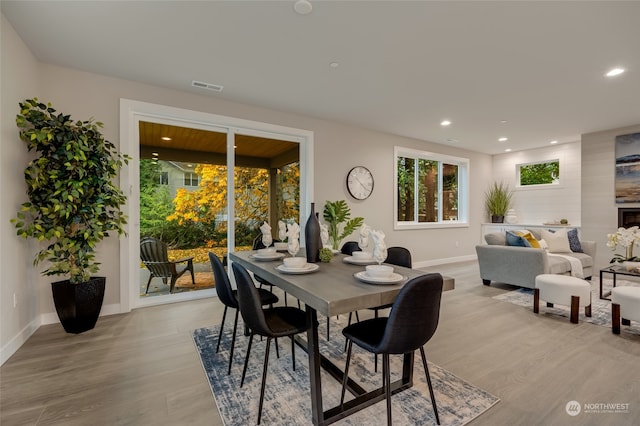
[228,249,433,425]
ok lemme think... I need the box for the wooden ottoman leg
[622,318,631,326]
[533,288,540,314]
[612,303,621,334]
[585,304,592,317]
[546,302,554,308]
[570,295,579,324]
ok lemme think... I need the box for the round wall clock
[346,166,374,200]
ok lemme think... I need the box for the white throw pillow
[538,239,549,251]
[541,229,571,253]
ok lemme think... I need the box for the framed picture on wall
[615,132,640,203]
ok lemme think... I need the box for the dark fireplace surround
[618,208,640,228]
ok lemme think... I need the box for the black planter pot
[51,277,106,334]
[491,215,505,223]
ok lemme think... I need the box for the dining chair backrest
[341,241,361,255]
[252,234,267,250]
[376,273,443,354]
[385,246,412,268]
[209,252,238,309]
[232,262,272,335]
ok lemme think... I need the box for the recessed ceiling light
[187,164,193,168]
[294,0,312,15]
[161,137,171,141]
[152,152,159,156]
[500,120,508,124]
[550,140,558,144]
[605,68,625,77]
[329,62,339,68]
[440,120,451,126]
[505,148,512,152]
[446,138,458,143]
[498,137,508,142]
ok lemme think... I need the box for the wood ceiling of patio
[138,121,299,168]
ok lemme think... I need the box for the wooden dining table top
[229,250,428,317]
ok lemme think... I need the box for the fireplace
[618,208,640,228]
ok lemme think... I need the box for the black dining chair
[209,252,279,375]
[340,273,444,426]
[340,241,361,255]
[232,262,310,425]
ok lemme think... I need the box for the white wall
[492,142,582,226]
[582,124,640,270]
[0,15,41,364]
[1,17,492,363]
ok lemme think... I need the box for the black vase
[51,277,106,334]
[305,203,322,263]
[491,215,505,223]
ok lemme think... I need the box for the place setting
[275,221,320,275]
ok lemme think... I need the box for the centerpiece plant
[11,98,129,333]
[606,226,640,263]
[322,200,364,250]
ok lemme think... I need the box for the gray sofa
[475,230,596,289]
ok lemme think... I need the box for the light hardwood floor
[2,261,639,425]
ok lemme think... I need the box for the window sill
[394,221,469,231]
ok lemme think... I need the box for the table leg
[305,306,323,425]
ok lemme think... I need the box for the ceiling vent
[191,80,224,92]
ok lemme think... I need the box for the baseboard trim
[414,254,477,269]
[0,317,40,366]
[39,302,124,326]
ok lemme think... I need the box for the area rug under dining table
[193,316,499,425]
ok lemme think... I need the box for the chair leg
[340,340,353,405]
[420,347,440,425]
[284,292,288,306]
[145,275,153,294]
[291,336,296,371]
[228,309,240,375]
[189,267,195,285]
[257,337,272,425]
[274,338,280,359]
[216,305,228,353]
[241,333,254,387]
[383,353,392,426]
[374,309,379,372]
[327,317,330,341]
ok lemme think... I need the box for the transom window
[517,160,559,187]
[394,147,468,229]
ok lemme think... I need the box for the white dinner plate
[275,264,320,274]
[353,271,406,285]
[343,256,377,265]
[250,252,285,261]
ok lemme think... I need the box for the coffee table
[599,264,640,300]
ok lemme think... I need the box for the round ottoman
[534,274,592,323]
[611,286,640,334]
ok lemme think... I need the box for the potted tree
[11,98,129,334]
[485,181,513,223]
[322,200,364,250]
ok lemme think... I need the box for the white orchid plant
[606,226,640,263]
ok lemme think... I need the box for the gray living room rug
[493,279,640,335]
[193,316,499,425]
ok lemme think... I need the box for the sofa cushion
[547,252,593,274]
[506,231,531,247]
[567,228,583,252]
[485,232,506,245]
[541,229,571,253]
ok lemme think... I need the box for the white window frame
[394,146,469,230]
[516,159,561,189]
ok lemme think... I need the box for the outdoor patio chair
[140,237,195,294]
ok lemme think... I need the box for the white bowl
[365,265,394,278]
[274,242,288,251]
[258,247,276,255]
[283,257,307,269]
[352,251,373,260]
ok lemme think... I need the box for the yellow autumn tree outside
[168,163,299,229]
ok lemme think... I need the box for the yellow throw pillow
[515,231,541,248]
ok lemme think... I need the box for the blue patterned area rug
[193,317,499,425]
[493,279,640,335]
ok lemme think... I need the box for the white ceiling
[3,1,639,154]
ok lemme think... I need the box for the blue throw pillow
[567,228,583,253]
[506,231,531,247]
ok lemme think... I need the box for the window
[159,172,169,185]
[395,147,468,229]
[517,160,559,187]
[184,172,199,187]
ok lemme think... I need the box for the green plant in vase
[322,200,364,250]
[485,181,513,223]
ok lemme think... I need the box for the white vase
[505,209,517,224]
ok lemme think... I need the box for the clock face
[346,166,374,200]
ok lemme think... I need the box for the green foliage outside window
[519,161,559,186]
